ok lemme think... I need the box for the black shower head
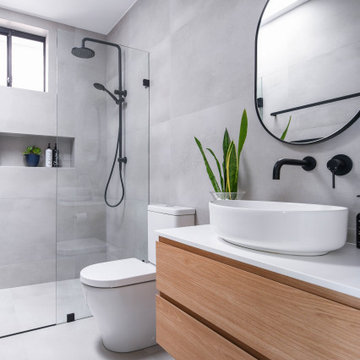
[71,46,95,59]
[93,83,119,104]
[93,83,105,91]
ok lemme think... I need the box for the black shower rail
[71,37,127,208]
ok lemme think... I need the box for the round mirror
[255,0,360,144]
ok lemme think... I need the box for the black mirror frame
[254,0,360,145]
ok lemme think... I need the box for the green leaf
[207,148,224,192]
[24,145,42,155]
[222,129,230,191]
[225,141,238,194]
[237,109,248,164]
[194,137,221,192]
[32,147,42,155]
[280,116,292,140]
[23,146,33,155]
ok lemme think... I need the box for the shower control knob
[115,89,127,97]
[118,157,127,164]
[326,154,352,189]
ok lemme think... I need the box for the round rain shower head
[71,46,95,59]
[93,83,105,91]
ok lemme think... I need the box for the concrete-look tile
[123,47,149,131]
[0,289,19,337]
[0,279,90,337]
[150,37,171,125]
[149,121,171,204]
[106,199,148,261]
[56,251,106,282]
[0,87,56,136]
[56,201,106,243]
[0,198,56,267]
[169,0,211,33]
[56,279,90,323]
[0,282,55,337]
[13,284,56,331]
[0,259,56,289]
[0,196,56,285]
[107,0,170,51]
[124,127,149,202]
[169,0,262,118]
[0,168,56,199]
[0,317,173,360]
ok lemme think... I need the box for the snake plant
[280,116,292,140]
[195,109,248,194]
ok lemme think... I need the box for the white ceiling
[0,0,137,34]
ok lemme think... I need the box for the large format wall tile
[149,121,171,204]
[150,37,171,125]
[107,0,360,243]
[169,0,257,118]
[0,259,56,289]
[106,199,148,261]
[0,198,56,288]
[0,168,56,199]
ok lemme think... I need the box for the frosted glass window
[0,35,6,87]
[12,36,44,92]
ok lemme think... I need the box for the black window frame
[0,26,46,92]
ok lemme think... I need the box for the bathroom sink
[209,200,348,255]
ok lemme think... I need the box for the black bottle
[357,213,360,249]
[52,143,60,167]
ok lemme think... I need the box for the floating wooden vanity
[155,226,360,360]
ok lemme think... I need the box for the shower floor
[0,278,89,337]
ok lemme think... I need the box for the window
[0,26,45,92]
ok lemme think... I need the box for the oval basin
[209,200,348,256]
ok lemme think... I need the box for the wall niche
[0,132,74,167]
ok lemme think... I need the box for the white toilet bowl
[80,258,156,352]
[80,204,195,353]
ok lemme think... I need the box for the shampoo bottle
[52,143,59,167]
[45,143,53,168]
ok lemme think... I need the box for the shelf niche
[0,132,75,167]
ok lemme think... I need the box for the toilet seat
[80,258,156,288]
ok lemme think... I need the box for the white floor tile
[0,279,88,337]
[56,278,90,323]
[0,317,173,360]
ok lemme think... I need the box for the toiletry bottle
[52,143,60,167]
[45,143,53,168]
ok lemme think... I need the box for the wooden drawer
[156,295,255,360]
[157,241,360,360]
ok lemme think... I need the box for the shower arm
[82,38,125,162]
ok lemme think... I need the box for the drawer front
[156,295,255,360]
[157,241,360,360]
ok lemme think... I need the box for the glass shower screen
[56,28,149,323]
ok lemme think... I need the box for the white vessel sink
[209,200,348,256]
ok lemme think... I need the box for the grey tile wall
[0,8,108,290]
[107,0,360,244]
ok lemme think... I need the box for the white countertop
[157,225,360,299]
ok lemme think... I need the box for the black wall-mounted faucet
[273,156,317,180]
[327,154,352,188]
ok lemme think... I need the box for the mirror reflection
[255,0,360,144]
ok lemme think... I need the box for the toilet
[80,204,195,352]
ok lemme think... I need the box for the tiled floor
[0,278,89,337]
[0,317,173,360]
